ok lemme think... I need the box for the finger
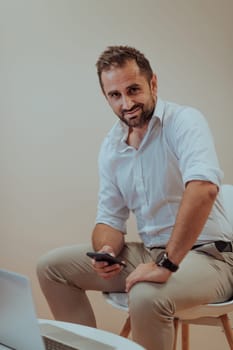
[92,260,109,269]
[99,268,121,279]
[100,271,118,279]
[99,246,115,255]
[125,279,134,292]
[105,265,122,275]
[94,263,121,275]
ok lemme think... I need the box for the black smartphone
[86,252,126,267]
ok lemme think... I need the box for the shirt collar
[152,97,165,123]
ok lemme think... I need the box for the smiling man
[37,46,233,350]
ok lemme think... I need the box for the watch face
[156,251,166,266]
[155,251,179,272]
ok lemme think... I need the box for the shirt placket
[135,154,148,207]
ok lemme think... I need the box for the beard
[119,101,155,128]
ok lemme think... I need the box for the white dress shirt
[95,98,232,247]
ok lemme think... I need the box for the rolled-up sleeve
[95,139,129,233]
[168,107,223,187]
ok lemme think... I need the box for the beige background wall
[1,0,233,348]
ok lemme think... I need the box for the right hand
[91,245,124,279]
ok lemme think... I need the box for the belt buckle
[214,241,232,252]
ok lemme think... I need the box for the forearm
[92,223,125,256]
[166,180,218,265]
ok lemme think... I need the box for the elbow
[207,183,219,201]
[186,180,219,201]
[200,181,219,203]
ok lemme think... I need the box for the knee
[37,251,53,282]
[36,248,64,284]
[37,244,90,286]
[128,283,175,320]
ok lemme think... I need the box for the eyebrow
[128,83,141,89]
[107,83,141,97]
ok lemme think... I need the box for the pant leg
[128,249,233,350]
[37,242,148,326]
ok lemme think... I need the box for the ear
[150,74,157,96]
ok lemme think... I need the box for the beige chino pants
[37,242,233,350]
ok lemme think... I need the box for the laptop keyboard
[40,323,116,350]
[43,336,79,350]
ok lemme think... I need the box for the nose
[121,94,134,110]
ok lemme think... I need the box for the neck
[127,123,149,149]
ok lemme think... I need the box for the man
[37,46,233,350]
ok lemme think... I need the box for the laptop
[0,269,115,350]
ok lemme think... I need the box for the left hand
[125,262,172,292]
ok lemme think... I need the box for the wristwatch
[155,251,179,272]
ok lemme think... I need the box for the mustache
[122,103,143,116]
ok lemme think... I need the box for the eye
[109,92,121,99]
[128,86,140,95]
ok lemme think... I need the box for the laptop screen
[0,269,45,350]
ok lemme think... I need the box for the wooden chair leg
[173,318,179,350]
[220,314,233,350]
[120,316,131,338]
[181,323,189,350]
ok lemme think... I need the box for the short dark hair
[96,45,153,93]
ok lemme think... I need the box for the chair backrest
[221,184,233,229]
